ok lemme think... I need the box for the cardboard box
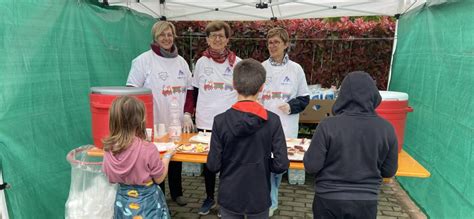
[299,100,335,123]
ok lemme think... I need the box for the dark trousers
[159,161,183,199]
[220,206,269,219]
[313,196,377,219]
[197,128,216,200]
[203,165,216,199]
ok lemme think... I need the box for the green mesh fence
[391,1,474,218]
[0,1,155,218]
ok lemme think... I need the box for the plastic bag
[65,145,117,219]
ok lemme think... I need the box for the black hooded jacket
[207,100,289,214]
[303,71,398,200]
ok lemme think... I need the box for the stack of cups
[146,128,153,141]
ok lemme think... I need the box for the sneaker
[173,196,187,206]
[198,197,216,215]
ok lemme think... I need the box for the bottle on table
[168,97,182,143]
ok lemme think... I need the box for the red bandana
[232,101,268,120]
[202,48,237,67]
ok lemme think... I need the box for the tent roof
[102,0,426,21]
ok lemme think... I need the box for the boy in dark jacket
[303,71,398,219]
[207,59,290,218]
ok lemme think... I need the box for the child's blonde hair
[103,96,146,154]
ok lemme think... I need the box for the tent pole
[159,0,165,19]
[189,34,193,71]
[296,2,392,16]
[0,170,9,219]
[387,18,399,91]
[166,2,268,20]
[135,3,160,17]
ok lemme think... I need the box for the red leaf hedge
[173,17,395,89]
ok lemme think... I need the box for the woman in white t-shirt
[192,21,241,216]
[126,21,194,207]
[261,27,310,216]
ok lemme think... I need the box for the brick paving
[163,173,426,219]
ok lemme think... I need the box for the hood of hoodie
[332,71,382,116]
[103,137,142,177]
[226,101,268,137]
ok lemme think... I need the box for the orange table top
[88,133,430,178]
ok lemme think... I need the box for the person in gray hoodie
[303,71,398,219]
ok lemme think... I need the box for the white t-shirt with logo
[126,50,193,128]
[192,56,242,130]
[260,59,310,138]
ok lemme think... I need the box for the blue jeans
[270,172,283,209]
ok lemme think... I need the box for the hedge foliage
[173,17,395,89]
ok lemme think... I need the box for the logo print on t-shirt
[177,70,185,79]
[224,83,233,91]
[281,76,291,85]
[204,80,214,91]
[261,90,271,101]
[162,85,186,96]
[172,86,183,94]
[265,77,272,85]
[204,67,213,76]
[223,67,232,77]
[162,86,173,96]
[214,82,224,89]
[159,72,168,81]
[203,80,232,91]
[260,90,290,103]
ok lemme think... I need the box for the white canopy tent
[102,0,426,21]
[101,0,428,89]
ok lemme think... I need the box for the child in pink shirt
[102,96,175,219]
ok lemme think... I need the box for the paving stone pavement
[163,174,426,219]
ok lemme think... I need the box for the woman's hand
[183,112,195,133]
[278,103,291,115]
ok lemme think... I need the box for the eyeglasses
[268,40,283,46]
[208,34,226,40]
